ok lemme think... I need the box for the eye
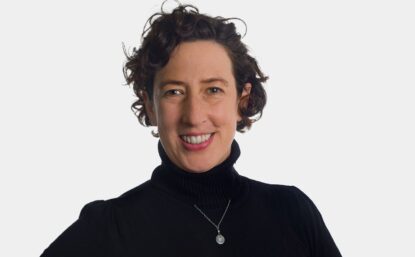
[164,89,183,96]
[207,87,223,94]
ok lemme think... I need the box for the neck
[150,139,244,210]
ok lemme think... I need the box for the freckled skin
[144,40,251,173]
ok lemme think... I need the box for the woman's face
[144,40,251,173]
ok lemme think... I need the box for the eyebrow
[158,80,186,89]
[201,77,229,86]
[158,77,229,88]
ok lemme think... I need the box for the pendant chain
[193,199,231,245]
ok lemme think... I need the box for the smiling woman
[144,40,252,172]
[40,3,342,257]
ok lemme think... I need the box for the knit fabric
[40,140,342,257]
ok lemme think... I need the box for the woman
[41,4,342,257]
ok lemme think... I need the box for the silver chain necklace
[193,199,231,245]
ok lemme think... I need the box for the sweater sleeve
[40,200,114,257]
[289,186,342,257]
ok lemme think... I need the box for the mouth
[179,133,214,145]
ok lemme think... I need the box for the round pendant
[216,234,225,245]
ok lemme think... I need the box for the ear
[142,91,157,126]
[237,83,252,122]
[241,82,252,98]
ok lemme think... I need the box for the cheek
[210,101,239,126]
[156,102,180,128]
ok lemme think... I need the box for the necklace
[193,199,231,245]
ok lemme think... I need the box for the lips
[180,133,213,144]
[179,132,215,151]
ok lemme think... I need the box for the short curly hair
[123,4,268,132]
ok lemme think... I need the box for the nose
[181,93,207,126]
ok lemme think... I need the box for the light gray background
[0,0,414,256]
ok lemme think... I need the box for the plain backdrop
[0,0,414,256]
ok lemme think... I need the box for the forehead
[154,40,234,83]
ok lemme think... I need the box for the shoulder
[240,175,301,200]
[116,179,154,201]
[78,199,111,226]
[79,179,155,220]
[240,176,320,218]
[42,197,121,256]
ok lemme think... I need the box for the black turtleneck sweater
[40,140,342,257]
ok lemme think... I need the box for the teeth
[181,133,212,144]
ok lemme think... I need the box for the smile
[179,133,215,151]
[180,133,213,144]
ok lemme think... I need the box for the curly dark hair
[123,3,268,132]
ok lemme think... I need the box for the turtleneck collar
[150,139,246,210]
